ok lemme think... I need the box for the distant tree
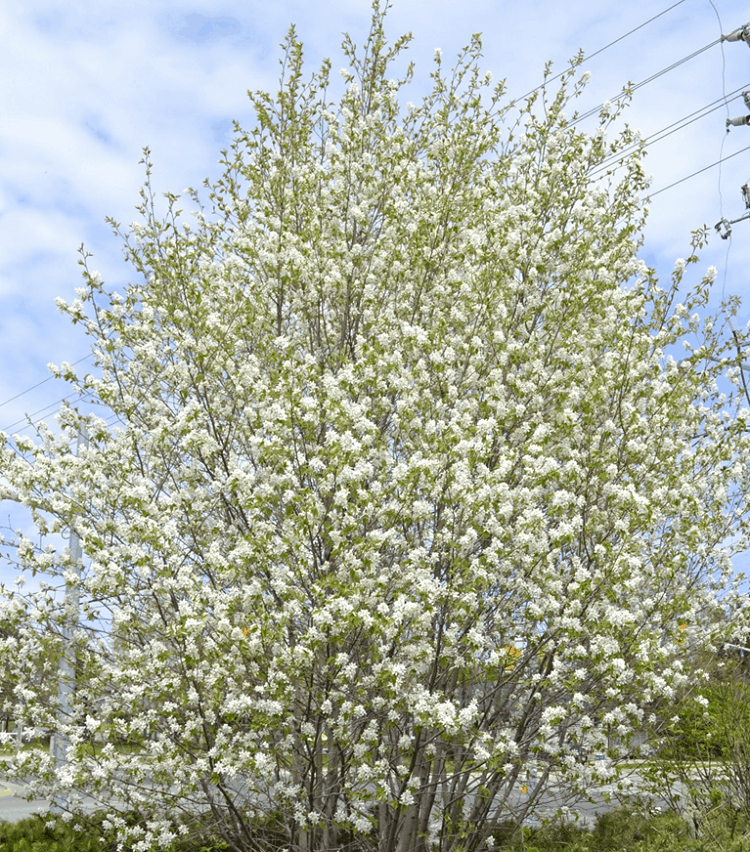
[1,3,750,851]
[650,650,750,842]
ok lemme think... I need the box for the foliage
[0,806,725,852]
[0,813,108,852]
[0,811,234,852]
[499,807,713,851]
[0,806,717,852]
[500,809,688,851]
[1,2,750,851]
[650,652,750,829]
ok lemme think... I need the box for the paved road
[0,779,121,823]
[0,781,55,823]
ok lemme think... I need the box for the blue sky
[2,0,750,584]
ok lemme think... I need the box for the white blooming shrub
[1,4,750,851]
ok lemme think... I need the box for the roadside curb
[0,781,29,798]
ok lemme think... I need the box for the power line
[2,393,82,434]
[649,143,750,198]
[590,86,750,177]
[584,0,689,64]
[516,0,689,103]
[571,37,722,126]
[0,354,92,411]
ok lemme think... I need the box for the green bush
[651,660,750,823]
[5,804,750,852]
[0,813,108,852]
[499,808,696,852]
[0,811,233,852]
[591,807,691,850]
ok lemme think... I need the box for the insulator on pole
[744,91,750,110]
[715,207,750,239]
[723,23,750,45]
[742,183,750,209]
[716,218,733,240]
[727,114,750,130]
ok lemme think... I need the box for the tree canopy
[1,4,750,851]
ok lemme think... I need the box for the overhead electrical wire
[520,28,733,201]
[571,36,723,127]
[2,392,84,435]
[515,0,689,104]
[589,86,750,178]
[622,11,750,207]
[649,143,750,198]
[572,8,749,211]
[0,354,95,436]
[0,354,92,412]
[577,0,689,64]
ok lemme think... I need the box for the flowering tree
[1,4,750,851]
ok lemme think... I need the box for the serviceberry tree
[1,4,750,851]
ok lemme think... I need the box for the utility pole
[51,426,88,813]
